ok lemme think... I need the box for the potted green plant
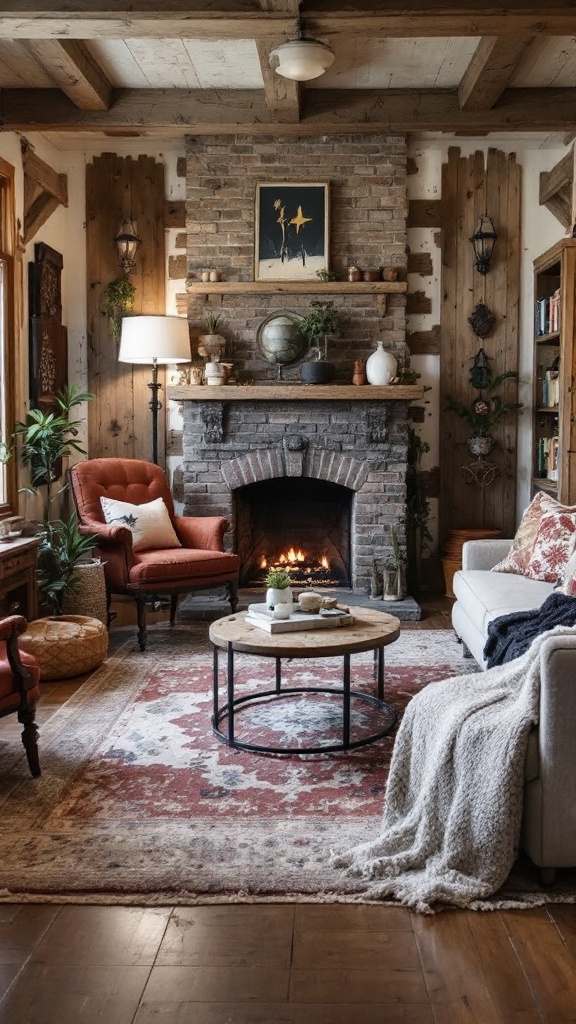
[198,310,226,363]
[102,276,136,340]
[14,384,98,615]
[446,349,522,456]
[298,301,348,384]
[264,567,293,610]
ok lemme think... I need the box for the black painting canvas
[254,182,329,281]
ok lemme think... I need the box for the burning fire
[259,549,330,571]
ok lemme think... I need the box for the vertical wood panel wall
[86,154,166,464]
[439,147,521,542]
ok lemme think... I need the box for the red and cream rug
[0,624,480,904]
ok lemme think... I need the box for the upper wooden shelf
[168,384,424,402]
[187,281,407,296]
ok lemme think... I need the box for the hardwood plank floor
[0,593,575,1023]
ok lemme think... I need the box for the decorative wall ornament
[28,243,68,411]
[468,303,495,339]
[365,409,388,444]
[460,458,500,489]
[200,403,224,443]
[284,435,308,453]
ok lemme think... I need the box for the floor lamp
[119,315,191,464]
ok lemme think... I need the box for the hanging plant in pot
[298,301,348,384]
[445,350,522,457]
[102,276,136,341]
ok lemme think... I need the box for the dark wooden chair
[70,457,239,651]
[0,615,41,777]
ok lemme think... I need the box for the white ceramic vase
[265,586,293,611]
[365,341,397,385]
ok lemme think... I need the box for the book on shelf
[536,291,561,337]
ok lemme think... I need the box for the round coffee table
[209,606,400,755]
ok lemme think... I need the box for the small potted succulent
[264,567,293,611]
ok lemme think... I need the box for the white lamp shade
[269,39,335,81]
[119,315,191,364]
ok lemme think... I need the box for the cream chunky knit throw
[333,626,576,913]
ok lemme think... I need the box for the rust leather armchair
[70,458,239,650]
[0,615,41,777]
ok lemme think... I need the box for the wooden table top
[209,606,401,658]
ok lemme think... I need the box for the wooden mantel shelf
[187,281,407,296]
[167,384,424,402]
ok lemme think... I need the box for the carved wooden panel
[86,154,166,464]
[439,147,521,542]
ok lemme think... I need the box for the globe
[257,314,306,365]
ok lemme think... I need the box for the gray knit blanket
[333,626,576,913]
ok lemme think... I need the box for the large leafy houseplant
[14,384,96,614]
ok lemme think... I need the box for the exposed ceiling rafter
[458,36,533,111]
[0,2,575,40]
[24,39,112,109]
[2,86,575,135]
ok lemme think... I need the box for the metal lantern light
[113,218,141,275]
[470,214,497,275]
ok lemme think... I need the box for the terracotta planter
[441,528,502,598]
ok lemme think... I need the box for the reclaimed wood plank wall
[439,147,521,542]
[86,154,166,464]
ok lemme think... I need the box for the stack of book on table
[246,603,354,634]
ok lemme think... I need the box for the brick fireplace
[173,131,418,606]
[178,390,413,595]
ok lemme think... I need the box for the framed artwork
[254,182,329,281]
[29,242,63,321]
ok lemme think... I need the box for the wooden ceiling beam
[458,36,532,111]
[0,3,575,39]
[539,146,574,229]
[256,37,301,122]
[24,39,112,109]
[2,86,576,134]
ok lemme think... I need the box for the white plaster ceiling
[0,35,574,91]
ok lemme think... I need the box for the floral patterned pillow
[556,547,576,596]
[491,492,559,575]
[524,510,576,583]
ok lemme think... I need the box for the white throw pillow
[100,495,181,552]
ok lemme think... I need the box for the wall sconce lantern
[113,218,141,275]
[470,214,497,275]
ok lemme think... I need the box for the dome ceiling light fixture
[269,34,335,82]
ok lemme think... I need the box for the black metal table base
[212,643,397,755]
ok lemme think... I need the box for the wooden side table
[209,606,401,755]
[0,537,40,621]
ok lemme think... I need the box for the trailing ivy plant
[102,276,136,340]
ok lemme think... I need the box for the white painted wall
[407,135,567,545]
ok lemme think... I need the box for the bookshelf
[532,239,576,504]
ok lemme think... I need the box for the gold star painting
[255,183,329,281]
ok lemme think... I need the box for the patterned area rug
[0,624,574,909]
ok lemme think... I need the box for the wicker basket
[19,615,108,680]
[62,560,107,625]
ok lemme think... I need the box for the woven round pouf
[19,615,108,680]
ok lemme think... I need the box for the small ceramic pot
[299,361,336,384]
[381,266,398,282]
[363,268,380,282]
[266,586,293,611]
[348,266,362,282]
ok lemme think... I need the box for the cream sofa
[452,538,576,881]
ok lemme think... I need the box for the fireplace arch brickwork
[182,397,411,592]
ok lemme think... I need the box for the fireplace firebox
[235,477,352,588]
